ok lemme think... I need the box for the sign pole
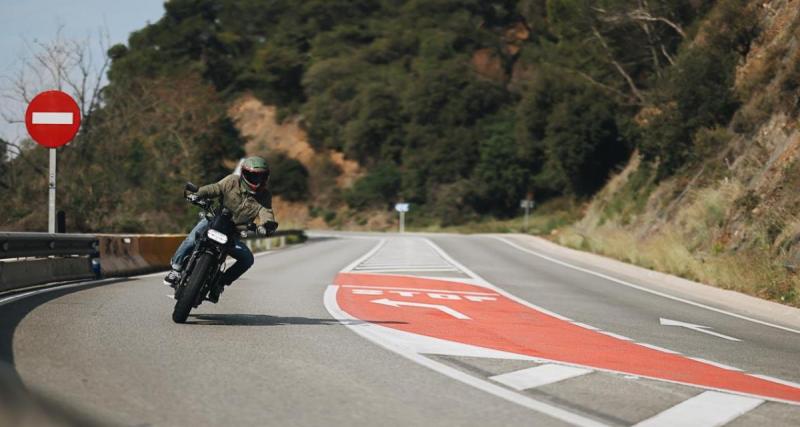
[399,211,405,233]
[24,91,81,233]
[523,203,529,233]
[48,148,56,233]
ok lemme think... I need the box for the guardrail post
[280,236,286,247]
[266,238,272,250]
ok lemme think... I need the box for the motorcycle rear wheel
[172,252,213,323]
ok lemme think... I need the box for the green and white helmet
[240,156,270,194]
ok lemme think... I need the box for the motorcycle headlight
[207,229,228,244]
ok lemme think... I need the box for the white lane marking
[341,285,497,296]
[422,238,575,322]
[423,237,800,404]
[32,112,73,124]
[491,364,592,391]
[636,343,681,355]
[660,317,741,342]
[688,358,743,372]
[749,374,800,389]
[324,285,608,427]
[495,236,800,335]
[597,331,633,341]
[371,298,471,320]
[355,267,460,273]
[341,238,386,272]
[0,279,118,306]
[572,322,600,330]
[633,391,763,427]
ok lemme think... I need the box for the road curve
[1,233,798,426]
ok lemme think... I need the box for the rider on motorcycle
[164,156,278,302]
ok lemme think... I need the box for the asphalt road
[1,233,799,426]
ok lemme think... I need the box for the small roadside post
[520,197,535,232]
[395,203,409,233]
[24,91,81,233]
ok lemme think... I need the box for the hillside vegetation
[1,1,798,303]
[2,0,740,228]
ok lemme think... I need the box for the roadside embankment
[497,233,800,332]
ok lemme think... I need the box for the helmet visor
[242,168,269,187]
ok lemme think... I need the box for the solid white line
[341,285,498,296]
[343,239,800,406]
[749,374,800,389]
[494,236,800,335]
[688,357,743,372]
[324,285,608,427]
[597,331,633,341]
[633,391,763,427]
[422,239,575,322]
[0,278,117,306]
[354,267,460,273]
[490,364,592,391]
[32,111,73,124]
[341,238,386,272]
[572,322,600,330]
[636,343,681,355]
[358,264,454,268]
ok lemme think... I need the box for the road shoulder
[492,233,800,332]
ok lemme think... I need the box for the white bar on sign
[634,391,763,427]
[490,364,592,390]
[32,112,73,125]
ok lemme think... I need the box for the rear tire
[172,252,214,323]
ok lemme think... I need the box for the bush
[267,153,310,201]
[344,164,401,209]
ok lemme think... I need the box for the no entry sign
[25,90,81,148]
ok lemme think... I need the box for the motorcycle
[171,182,262,323]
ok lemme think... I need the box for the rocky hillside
[556,0,800,305]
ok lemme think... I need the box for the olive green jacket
[195,174,276,226]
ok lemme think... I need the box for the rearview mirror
[185,182,199,193]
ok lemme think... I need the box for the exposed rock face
[228,94,364,227]
[471,48,507,82]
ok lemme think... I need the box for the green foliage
[0,0,761,231]
[344,164,401,209]
[266,153,310,202]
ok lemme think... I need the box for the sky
[0,0,166,143]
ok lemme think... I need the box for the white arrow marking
[659,318,741,341]
[32,112,73,124]
[371,298,471,320]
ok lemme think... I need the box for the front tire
[172,252,214,323]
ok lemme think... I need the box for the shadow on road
[0,279,131,427]
[187,313,407,326]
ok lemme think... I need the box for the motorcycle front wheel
[172,252,214,323]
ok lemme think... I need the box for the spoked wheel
[172,253,213,323]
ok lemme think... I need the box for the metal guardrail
[0,230,305,292]
[241,229,305,241]
[0,232,99,259]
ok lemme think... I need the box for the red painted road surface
[334,272,800,404]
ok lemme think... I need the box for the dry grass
[556,178,800,307]
[412,198,581,235]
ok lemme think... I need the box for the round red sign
[24,90,81,148]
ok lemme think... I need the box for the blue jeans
[170,219,254,285]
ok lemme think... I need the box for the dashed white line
[324,285,608,427]
[490,364,592,391]
[494,236,800,335]
[633,391,763,427]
